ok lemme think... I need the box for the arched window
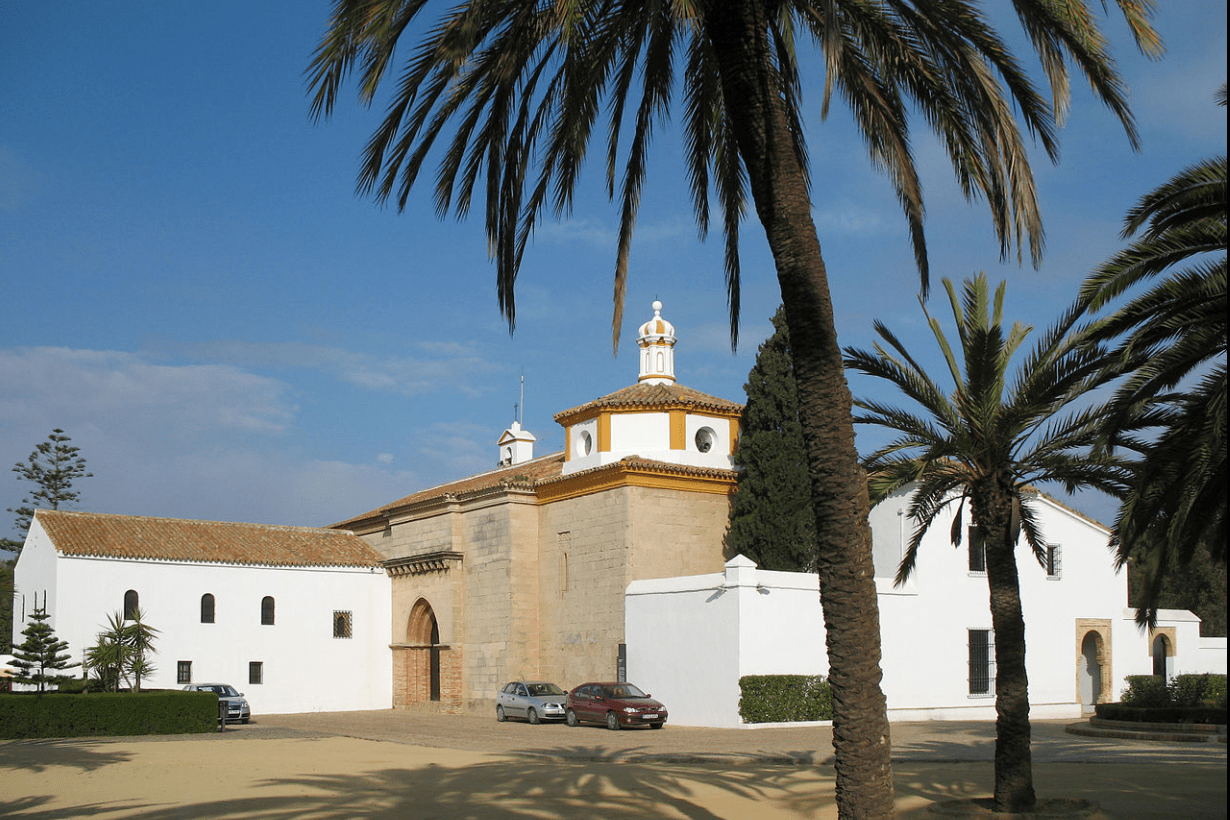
[123,590,139,620]
[200,593,215,624]
[261,596,275,626]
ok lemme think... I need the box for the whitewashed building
[627,488,1227,728]
[12,510,392,715]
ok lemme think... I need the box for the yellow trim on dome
[670,410,686,450]
[729,418,740,454]
[598,412,611,453]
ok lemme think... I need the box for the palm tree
[1078,89,1227,628]
[307,3,1158,816]
[844,274,1130,812]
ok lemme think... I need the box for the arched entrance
[405,598,441,703]
[1079,631,1103,710]
[1152,634,1172,679]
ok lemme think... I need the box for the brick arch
[393,597,461,710]
[407,598,439,646]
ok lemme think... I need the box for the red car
[566,681,668,730]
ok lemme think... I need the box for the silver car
[496,681,567,724]
[183,682,251,723]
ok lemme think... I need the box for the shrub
[0,689,216,739]
[739,675,833,723]
[1169,673,1227,708]
[1121,675,1171,707]
[1095,702,1228,725]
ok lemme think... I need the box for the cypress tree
[725,306,818,571]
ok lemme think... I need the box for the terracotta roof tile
[332,452,567,529]
[555,383,742,423]
[35,510,383,568]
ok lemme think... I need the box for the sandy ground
[1,714,1225,819]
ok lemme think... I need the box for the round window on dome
[695,427,716,453]
[576,430,593,458]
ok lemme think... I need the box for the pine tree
[11,605,80,694]
[4,428,93,553]
[725,306,818,571]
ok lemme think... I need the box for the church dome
[638,300,676,345]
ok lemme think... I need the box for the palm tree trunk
[706,4,895,818]
[975,485,1036,811]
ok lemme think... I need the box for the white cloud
[0,346,421,536]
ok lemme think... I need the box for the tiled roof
[35,510,383,568]
[555,383,742,423]
[332,452,567,529]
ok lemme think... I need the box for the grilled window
[1046,545,1062,579]
[177,661,192,684]
[969,629,995,695]
[333,610,353,639]
[968,527,987,574]
[261,596,275,626]
[249,661,263,685]
[200,593,215,624]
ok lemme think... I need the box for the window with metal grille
[177,661,192,684]
[249,661,263,685]
[333,610,352,639]
[1046,545,1062,579]
[968,527,987,574]
[200,593,215,623]
[261,596,275,625]
[969,629,995,695]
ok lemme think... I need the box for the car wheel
[241,718,250,724]
[566,709,579,727]
[527,707,540,725]
[606,711,621,731]
[649,722,663,730]
[496,705,507,722]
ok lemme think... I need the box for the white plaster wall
[565,411,736,474]
[626,492,1204,727]
[11,518,59,640]
[1191,637,1228,675]
[17,551,391,715]
[626,571,741,727]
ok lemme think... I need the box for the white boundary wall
[627,490,1220,728]
[12,517,392,715]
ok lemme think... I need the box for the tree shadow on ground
[4,744,837,820]
[0,739,133,773]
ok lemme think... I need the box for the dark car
[496,681,568,724]
[183,682,251,723]
[566,682,667,730]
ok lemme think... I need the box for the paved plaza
[2,711,1225,819]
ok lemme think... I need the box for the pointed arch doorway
[394,598,456,708]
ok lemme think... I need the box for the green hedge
[739,675,833,723]
[0,690,218,739]
[1095,702,1228,725]
[1121,673,1227,709]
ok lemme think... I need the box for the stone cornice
[383,550,464,577]
[536,458,737,503]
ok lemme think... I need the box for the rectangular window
[968,629,995,696]
[333,610,353,639]
[249,661,263,685]
[177,661,192,684]
[968,527,987,574]
[1046,545,1062,579]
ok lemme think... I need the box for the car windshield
[527,683,564,696]
[602,684,647,699]
[210,685,239,697]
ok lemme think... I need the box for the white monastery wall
[14,544,391,715]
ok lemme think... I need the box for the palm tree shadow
[21,748,837,820]
[0,739,133,773]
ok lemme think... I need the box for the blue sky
[1,2,1225,544]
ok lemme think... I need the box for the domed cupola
[637,300,676,384]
